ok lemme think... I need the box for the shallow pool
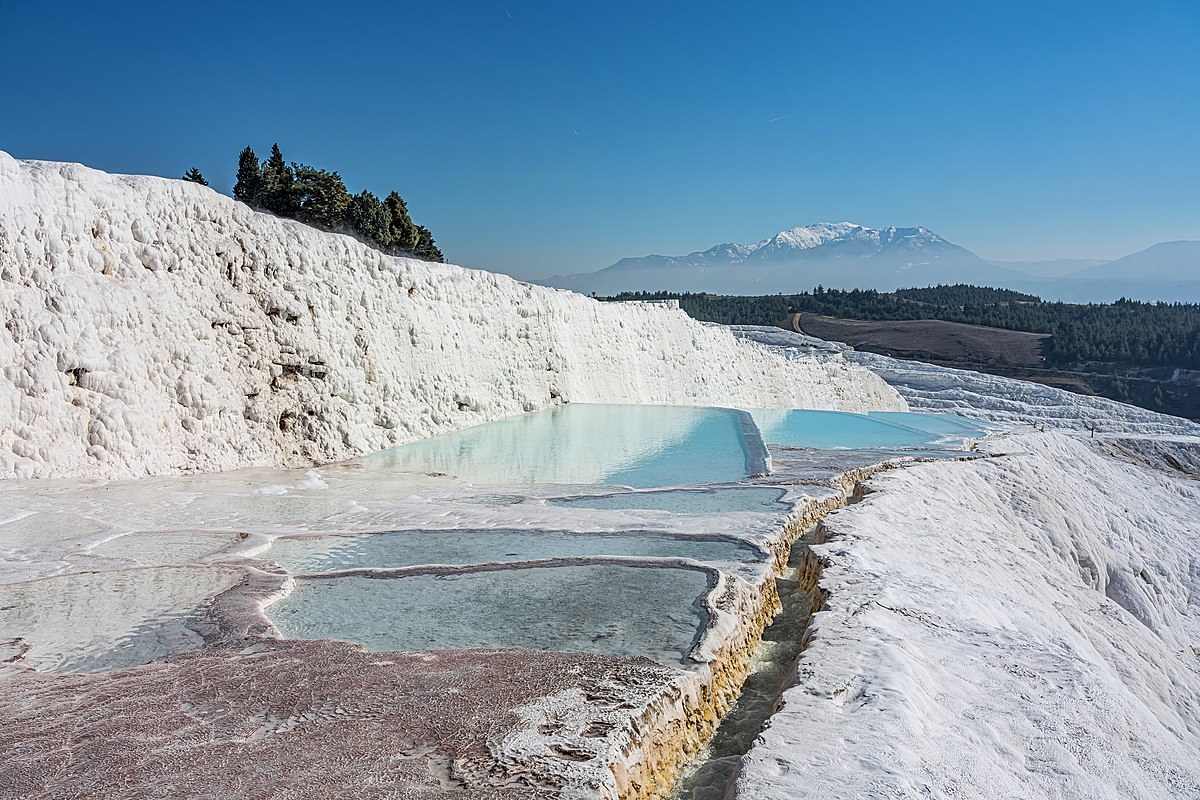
[549,487,789,513]
[89,531,244,566]
[0,567,240,674]
[362,404,761,487]
[868,411,989,437]
[268,564,711,666]
[749,409,943,449]
[268,529,762,573]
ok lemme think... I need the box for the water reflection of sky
[362,404,753,487]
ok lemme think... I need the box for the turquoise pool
[362,404,762,488]
[867,411,989,437]
[360,406,984,490]
[749,409,950,449]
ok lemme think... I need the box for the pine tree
[227,145,445,262]
[232,147,263,204]
[384,191,420,252]
[413,226,444,262]
[259,143,301,216]
[343,190,393,246]
[182,167,209,186]
[294,164,350,228]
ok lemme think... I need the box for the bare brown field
[790,313,1048,367]
[787,313,1200,421]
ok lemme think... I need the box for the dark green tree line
[230,143,444,262]
[605,286,1200,369]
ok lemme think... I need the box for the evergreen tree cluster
[231,144,443,262]
[893,285,1040,305]
[605,286,1200,369]
[182,167,209,186]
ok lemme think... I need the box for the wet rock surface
[1,640,677,799]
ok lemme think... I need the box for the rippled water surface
[0,567,240,673]
[268,564,711,666]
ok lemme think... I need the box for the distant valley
[602,285,1200,421]
[539,223,1200,303]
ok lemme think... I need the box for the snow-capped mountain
[748,222,956,262]
[542,223,1016,295]
[608,223,967,270]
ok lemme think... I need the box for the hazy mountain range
[539,223,1200,303]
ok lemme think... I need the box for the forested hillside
[609,286,1200,369]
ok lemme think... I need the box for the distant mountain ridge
[1070,241,1200,282]
[545,222,1013,296]
[607,222,970,270]
[538,223,1200,303]
[985,258,1108,279]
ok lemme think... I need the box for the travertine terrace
[5,158,1200,800]
[0,152,900,481]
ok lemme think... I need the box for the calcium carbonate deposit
[0,152,901,480]
[3,156,1200,800]
[734,357,1200,800]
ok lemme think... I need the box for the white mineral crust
[5,154,1199,799]
[734,357,1200,799]
[0,153,902,480]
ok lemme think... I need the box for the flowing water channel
[668,527,822,799]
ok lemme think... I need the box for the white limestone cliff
[0,154,903,480]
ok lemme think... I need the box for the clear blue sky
[3,1,1197,278]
